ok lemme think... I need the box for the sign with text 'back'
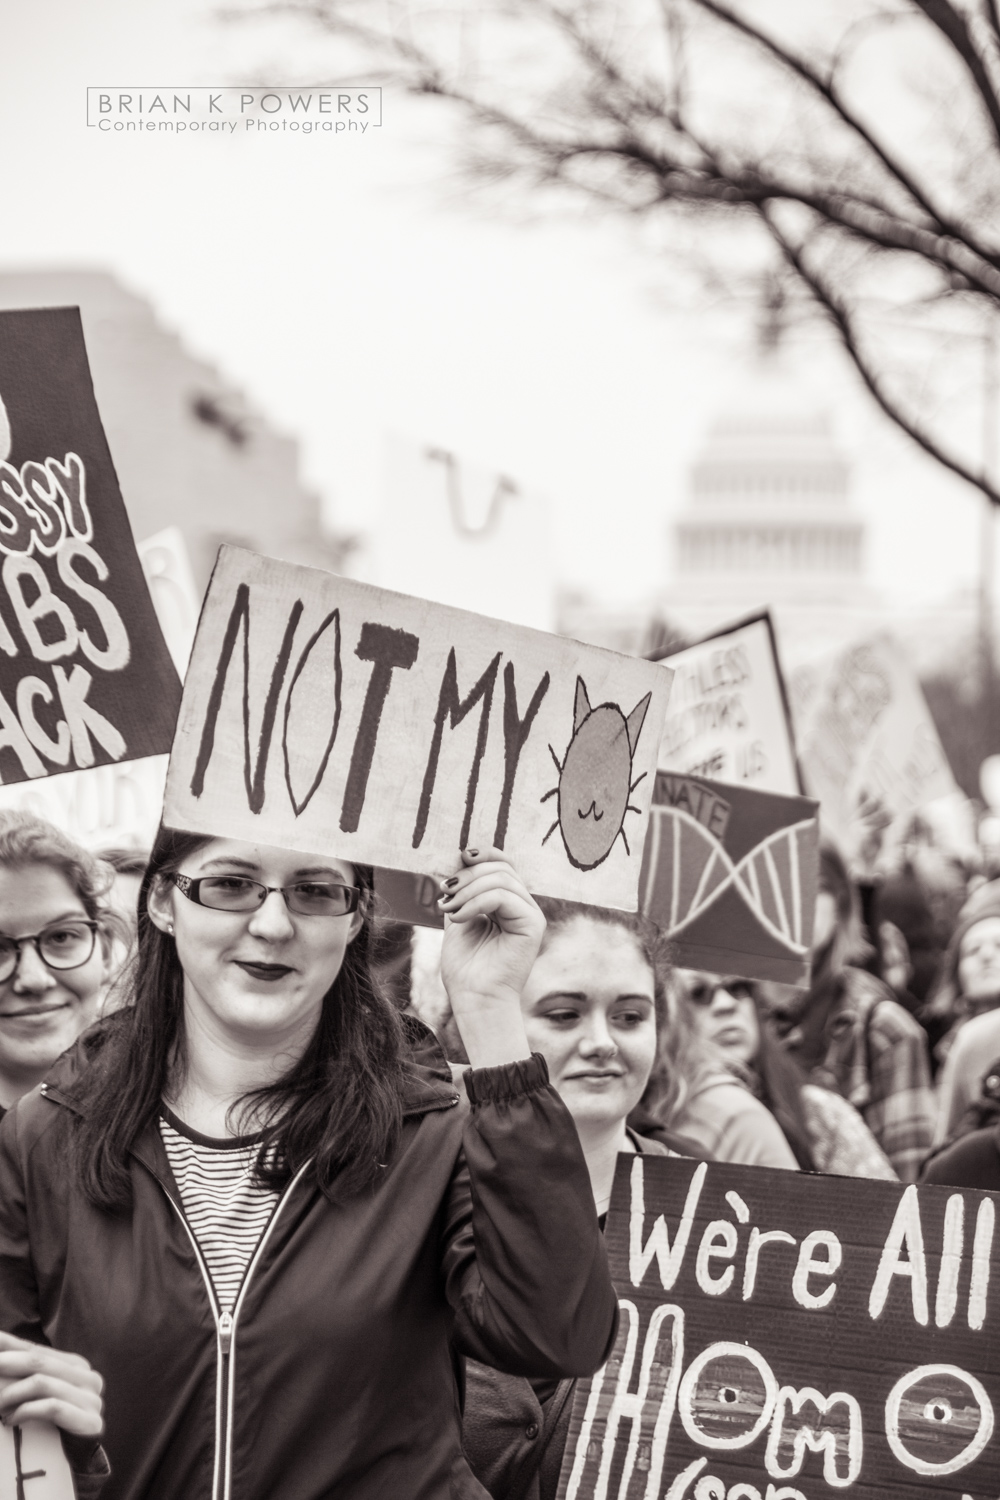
[0,308,180,785]
[558,1155,1000,1500]
[655,614,800,795]
[164,548,672,907]
[639,773,818,986]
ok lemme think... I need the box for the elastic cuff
[463,1052,549,1106]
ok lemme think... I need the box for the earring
[166,923,174,936]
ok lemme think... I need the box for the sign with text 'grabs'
[163,548,673,907]
[0,308,180,786]
[639,773,819,986]
[655,614,800,796]
[558,1155,1000,1500]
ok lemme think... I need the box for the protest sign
[137,525,200,675]
[639,772,818,985]
[654,613,800,796]
[792,633,959,873]
[0,307,180,786]
[163,547,673,907]
[559,1155,1000,1500]
[0,1416,74,1499]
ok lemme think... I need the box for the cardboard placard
[163,548,673,908]
[0,1417,75,1499]
[559,1155,1000,1500]
[638,771,819,986]
[792,633,959,872]
[0,307,180,785]
[654,613,801,795]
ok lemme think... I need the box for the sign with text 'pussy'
[163,547,672,907]
[0,307,180,784]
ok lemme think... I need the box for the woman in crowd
[0,810,118,1117]
[921,1056,1000,1188]
[926,892,1000,1143]
[460,897,689,1500]
[0,839,616,1500]
[767,843,935,1182]
[677,972,896,1179]
[658,971,799,1170]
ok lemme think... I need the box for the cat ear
[624,692,651,757]
[574,677,592,733]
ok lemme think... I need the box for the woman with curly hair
[0,809,119,1116]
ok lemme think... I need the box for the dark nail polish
[437,893,452,905]
[444,877,459,889]
[466,848,479,858]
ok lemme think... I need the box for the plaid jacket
[783,968,935,1183]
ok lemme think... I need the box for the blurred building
[666,368,879,662]
[0,268,345,590]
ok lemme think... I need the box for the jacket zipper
[158,1161,313,1500]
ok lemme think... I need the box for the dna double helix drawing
[640,806,816,955]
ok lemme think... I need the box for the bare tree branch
[760,202,1000,504]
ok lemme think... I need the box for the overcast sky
[1,0,991,619]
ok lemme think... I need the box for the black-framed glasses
[0,919,99,982]
[171,873,360,918]
[683,974,755,1007]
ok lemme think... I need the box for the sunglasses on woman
[171,873,360,918]
[683,975,755,1006]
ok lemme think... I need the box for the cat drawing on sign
[542,678,651,869]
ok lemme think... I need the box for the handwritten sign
[791,634,959,873]
[0,307,180,786]
[163,548,673,907]
[558,1156,1000,1500]
[655,613,800,795]
[639,773,818,986]
[0,1418,74,1500]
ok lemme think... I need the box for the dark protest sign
[558,1156,1000,1500]
[0,308,180,783]
[638,772,818,986]
[164,547,673,906]
[654,613,801,796]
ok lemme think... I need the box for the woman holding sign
[0,836,615,1500]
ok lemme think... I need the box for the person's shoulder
[947,1007,1000,1062]
[921,1126,1000,1189]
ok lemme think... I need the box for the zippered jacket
[0,1023,617,1500]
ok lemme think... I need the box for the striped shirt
[160,1108,280,1312]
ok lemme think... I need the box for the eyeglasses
[0,920,99,982]
[171,873,360,918]
[683,975,755,1007]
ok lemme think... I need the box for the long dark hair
[746,1000,817,1172]
[69,825,407,1212]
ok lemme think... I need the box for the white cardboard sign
[792,631,960,869]
[655,611,800,795]
[0,1419,74,1500]
[163,548,673,908]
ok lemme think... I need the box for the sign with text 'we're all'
[164,548,673,907]
[655,614,800,796]
[639,773,819,986]
[0,308,180,786]
[558,1156,1000,1500]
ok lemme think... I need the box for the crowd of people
[0,803,999,1498]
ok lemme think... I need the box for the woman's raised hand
[0,1332,103,1436]
[438,848,545,1069]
